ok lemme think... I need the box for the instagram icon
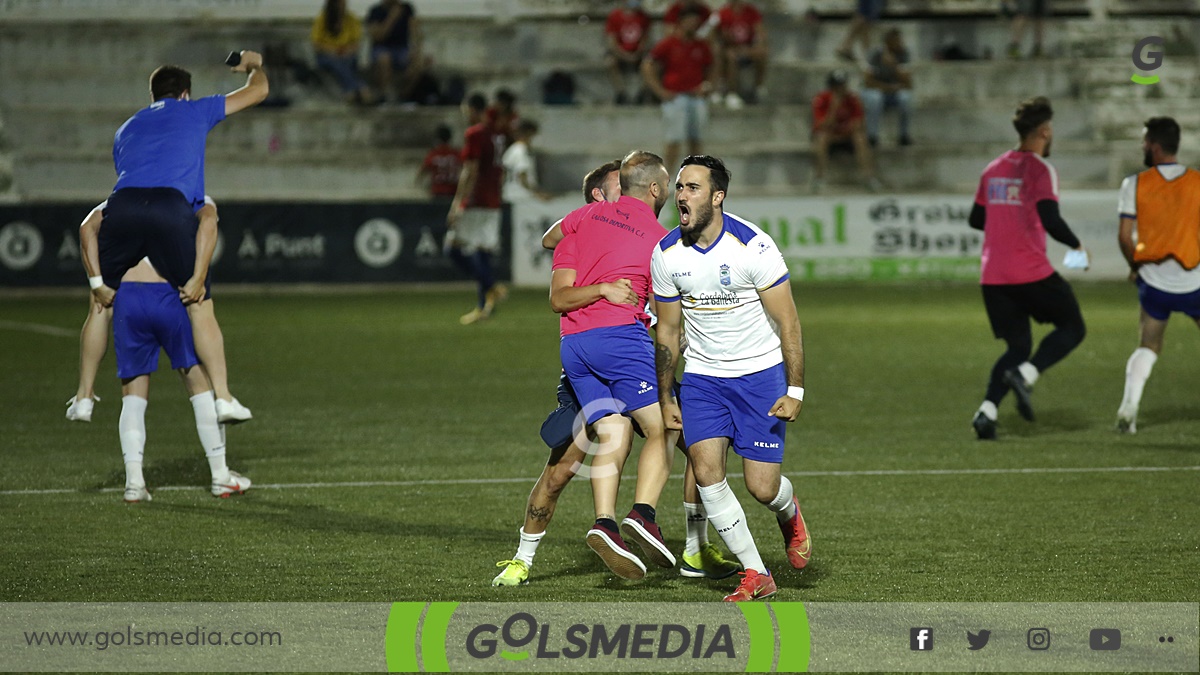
[1027,628,1051,650]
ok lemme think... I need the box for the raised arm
[225,50,269,116]
[758,280,805,421]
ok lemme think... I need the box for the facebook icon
[910,627,934,651]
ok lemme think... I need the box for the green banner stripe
[738,602,774,673]
[771,602,810,673]
[385,602,426,673]
[419,602,458,672]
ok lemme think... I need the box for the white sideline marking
[2,465,1197,497]
[0,320,76,338]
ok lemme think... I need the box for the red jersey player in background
[416,123,461,201]
[447,93,507,325]
[968,96,1088,440]
[605,0,652,105]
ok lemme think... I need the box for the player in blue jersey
[109,258,251,503]
[652,155,811,602]
[96,52,268,321]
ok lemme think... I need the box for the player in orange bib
[1115,117,1200,433]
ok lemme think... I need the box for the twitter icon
[967,630,992,650]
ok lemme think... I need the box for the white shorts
[451,208,501,254]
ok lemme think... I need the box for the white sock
[119,396,148,486]
[978,400,998,421]
[1018,362,1040,386]
[767,476,798,523]
[190,391,227,479]
[515,527,544,566]
[684,502,709,555]
[698,479,767,574]
[1119,347,1158,415]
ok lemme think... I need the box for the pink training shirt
[974,150,1060,285]
[551,195,667,337]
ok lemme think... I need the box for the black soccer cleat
[1003,368,1035,421]
[972,411,997,440]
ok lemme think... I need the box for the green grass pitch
[1,283,1197,604]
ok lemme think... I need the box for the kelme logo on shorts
[1131,36,1164,85]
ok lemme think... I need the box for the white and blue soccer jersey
[651,212,790,378]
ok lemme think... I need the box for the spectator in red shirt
[447,93,508,325]
[811,70,878,192]
[663,0,714,33]
[416,124,461,201]
[642,7,714,177]
[605,0,652,105]
[714,0,768,109]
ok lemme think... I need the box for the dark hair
[679,155,731,193]
[150,65,192,101]
[678,6,703,20]
[619,150,666,194]
[322,0,344,36]
[583,159,621,203]
[494,88,517,109]
[466,92,488,111]
[1012,96,1053,139]
[434,124,452,144]
[826,69,849,89]
[515,119,539,136]
[1144,116,1181,155]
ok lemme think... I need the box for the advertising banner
[0,202,511,287]
[510,191,1126,287]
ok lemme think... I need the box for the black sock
[632,503,656,523]
[595,517,619,531]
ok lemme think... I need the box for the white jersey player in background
[651,155,811,602]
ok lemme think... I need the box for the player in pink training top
[550,150,674,580]
[967,96,1089,440]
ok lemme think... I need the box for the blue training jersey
[112,95,226,211]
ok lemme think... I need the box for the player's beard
[689,200,715,234]
[1143,148,1155,167]
[1042,138,1052,158]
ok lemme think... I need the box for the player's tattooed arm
[653,297,683,404]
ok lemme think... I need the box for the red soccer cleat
[779,496,811,569]
[722,569,777,602]
[586,521,647,580]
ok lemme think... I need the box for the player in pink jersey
[967,97,1089,439]
[550,150,676,580]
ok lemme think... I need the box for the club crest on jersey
[719,264,731,286]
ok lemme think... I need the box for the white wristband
[787,386,805,401]
[88,276,104,290]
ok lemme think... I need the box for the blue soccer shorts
[679,363,787,464]
[112,282,199,379]
[1138,277,1200,321]
[559,324,659,425]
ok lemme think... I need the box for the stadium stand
[0,0,1196,201]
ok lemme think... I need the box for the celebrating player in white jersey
[651,155,810,602]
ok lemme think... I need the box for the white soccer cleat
[215,397,253,424]
[124,485,152,503]
[211,470,251,498]
[65,395,98,422]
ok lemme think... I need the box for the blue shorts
[680,363,787,464]
[560,324,659,425]
[372,45,410,69]
[112,282,198,379]
[540,371,681,449]
[1138,277,1200,321]
[857,0,886,20]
